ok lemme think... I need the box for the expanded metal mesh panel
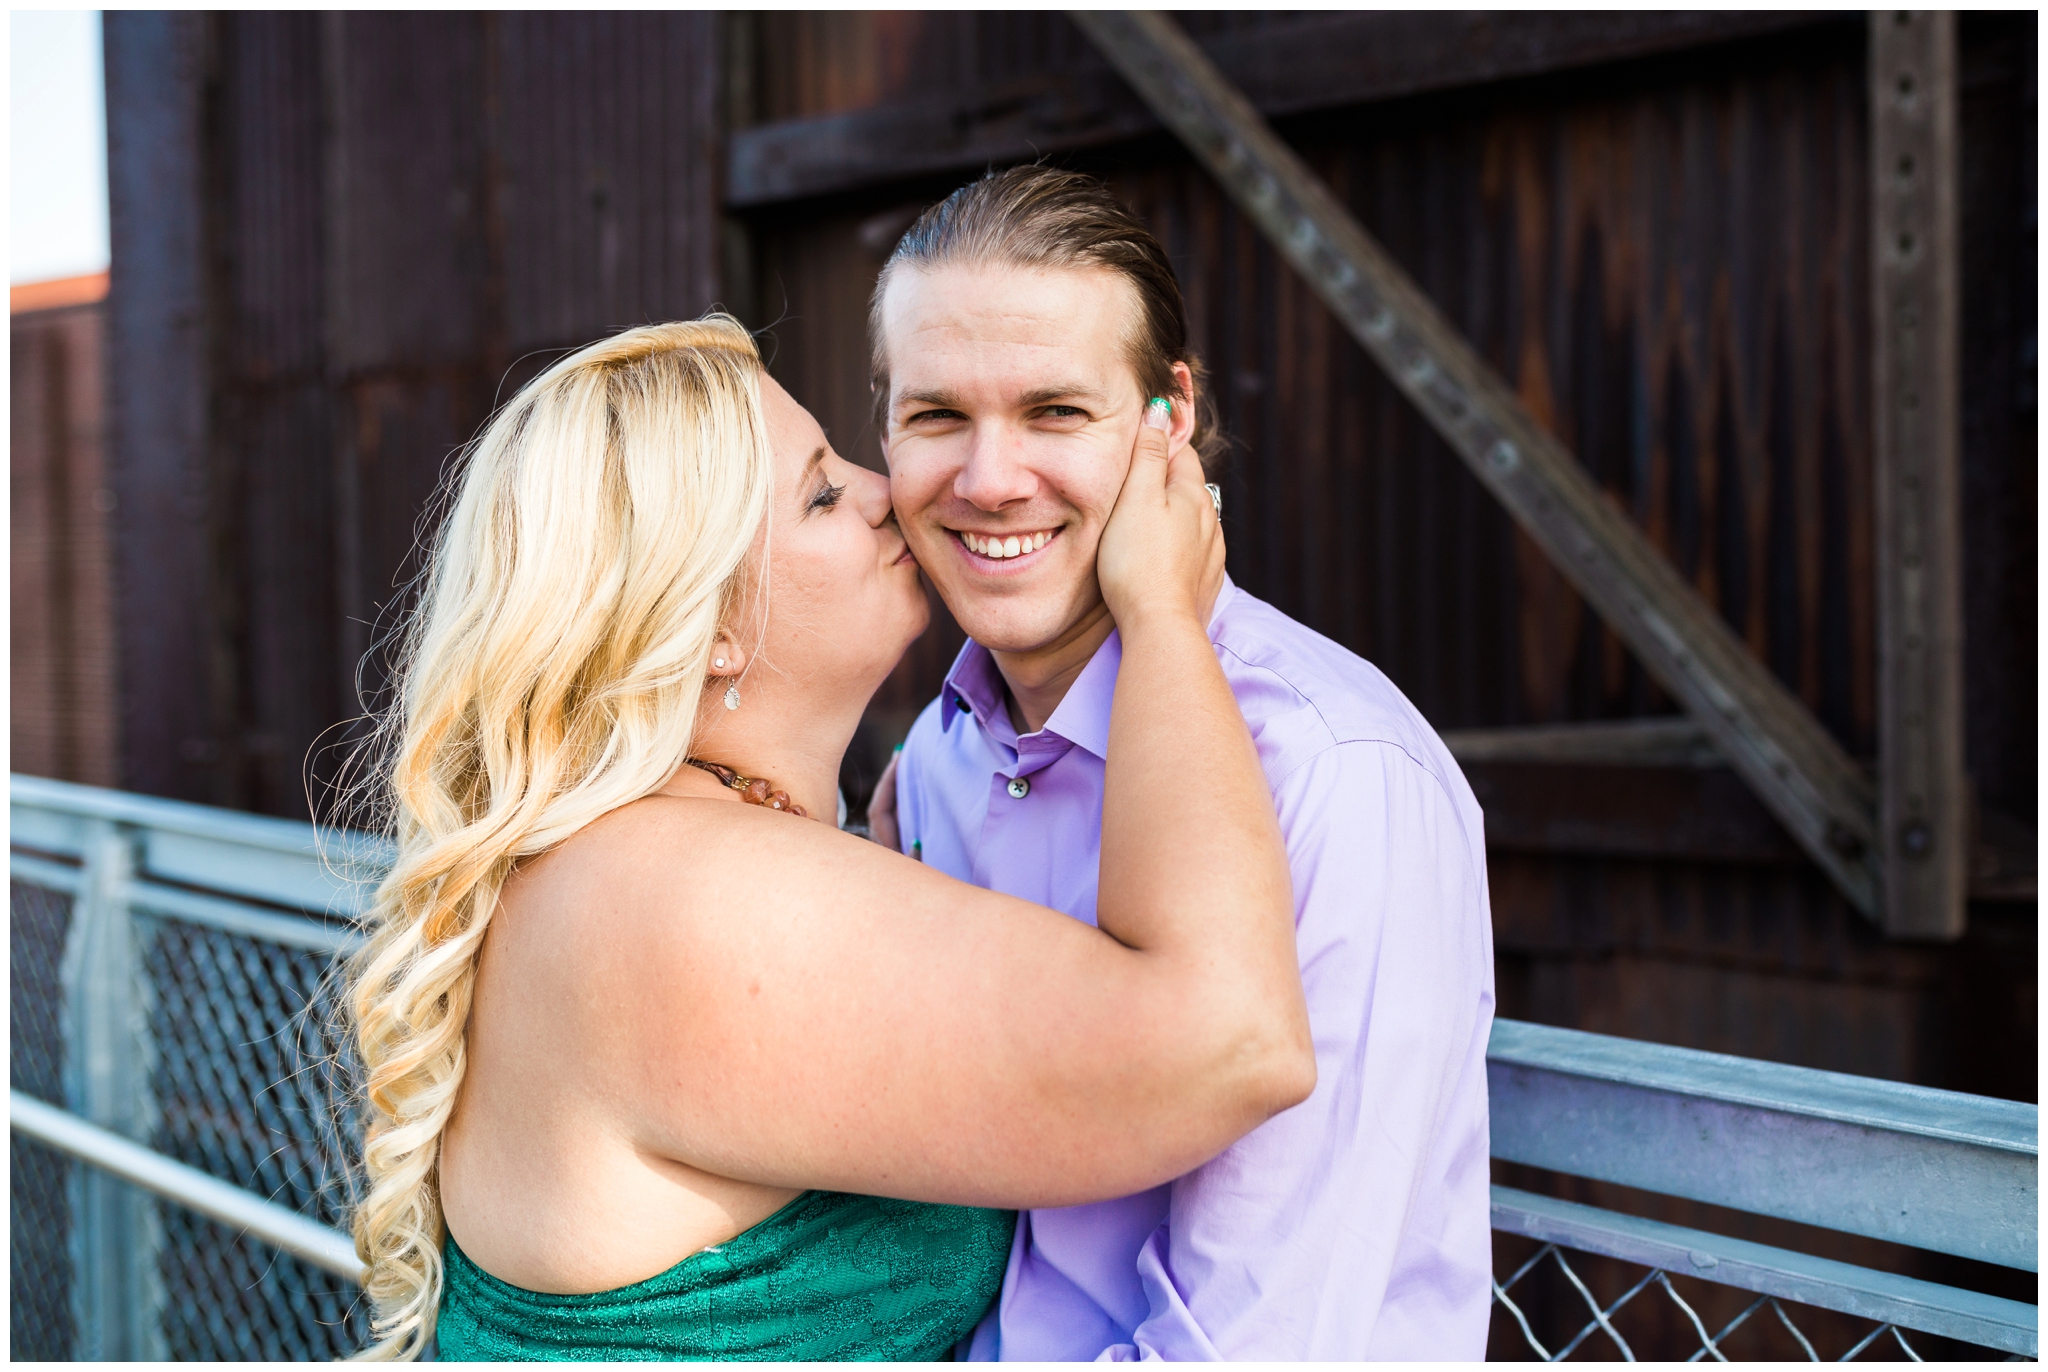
[12,877,72,1103]
[139,913,370,1357]
[11,1135,77,1360]
[11,878,78,1360]
[157,1207,364,1360]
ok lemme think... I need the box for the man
[873,166,1496,1359]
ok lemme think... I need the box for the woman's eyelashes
[807,480,846,514]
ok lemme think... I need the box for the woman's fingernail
[1144,397,1172,431]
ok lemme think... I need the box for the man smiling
[875,167,1496,1360]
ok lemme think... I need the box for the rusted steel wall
[95,10,2032,1100]
[751,18,1883,742]
[103,11,723,816]
[736,8,2035,1100]
[735,19,2038,1352]
[11,301,119,788]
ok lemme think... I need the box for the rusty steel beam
[1070,10,1882,917]
[1868,12,1967,940]
[726,12,1837,208]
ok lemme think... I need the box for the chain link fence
[1486,1231,2014,1362]
[9,873,370,1360]
[9,781,2037,1362]
[11,880,78,1360]
[142,913,368,1359]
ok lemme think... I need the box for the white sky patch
[12,10,109,284]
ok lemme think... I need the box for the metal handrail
[1489,1020,2038,1271]
[11,773,388,916]
[10,1090,360,1280]
[8,774,2040,1358]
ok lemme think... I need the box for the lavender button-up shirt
[896,579,1496,1360]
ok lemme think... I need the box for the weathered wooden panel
[103,11,728,819]
[1956,16,2037,832]
[742,15,2035,1141]
[11,303,118,789]
[759,25,1880,745]
[497,11,723,355]
[1488,849,2036,1100]
[1869,12,1967,938]
[104,11,218,804]
[215,13,339,817]
[733,12,1839,207]
[325,13,491,374]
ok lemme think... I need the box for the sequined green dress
[436,1191,1015,1361]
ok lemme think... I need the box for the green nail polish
[1148,396,1172,414]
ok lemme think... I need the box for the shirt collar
[939,577,1241,763]
[940,638,1010,741]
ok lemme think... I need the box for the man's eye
[907,409,965,424]
[1037,406,1087,420]
[809,482,845,513]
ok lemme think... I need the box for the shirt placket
[970,731,1075,909]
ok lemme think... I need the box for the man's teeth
[963,530,1053,559]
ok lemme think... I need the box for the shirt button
[1006,776,1030,800]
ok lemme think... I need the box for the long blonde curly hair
[344,316,775,1359]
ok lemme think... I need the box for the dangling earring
[724,682,741,711]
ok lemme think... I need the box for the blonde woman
[347,316,1311,1361]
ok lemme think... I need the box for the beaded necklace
[683,758,812,819]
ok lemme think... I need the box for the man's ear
[872,379,894,464]
[1167,361,1198,456]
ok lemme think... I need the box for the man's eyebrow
[1017,384,1112,408]
[897,384,1114,411]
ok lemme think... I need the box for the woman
[347,316,1311,1360]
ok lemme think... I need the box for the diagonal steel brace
[1071,10,1882,917]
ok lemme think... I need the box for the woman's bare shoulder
[516,791,929,921]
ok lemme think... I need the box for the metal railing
[10,774,378,1360]
[9,774,2038,1361]
[1487,1021,2036,1360]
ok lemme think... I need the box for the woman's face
[740,373,928,701]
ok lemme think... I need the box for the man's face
[879,263,1193,657]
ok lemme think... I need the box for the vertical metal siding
[10,304,119,789]
[497,12,721,356]
[216,14,339,817]
[1113,44,1876,748]
[106,12,727,817]
[737,13,2034,1109]
[104,12,217,804]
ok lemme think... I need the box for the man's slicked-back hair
[869,165,1227,473]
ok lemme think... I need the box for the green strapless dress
[436,1191,1015,1361]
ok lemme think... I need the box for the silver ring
[1205,483,1223,516]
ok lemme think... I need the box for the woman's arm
[488,414,1310,1211]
